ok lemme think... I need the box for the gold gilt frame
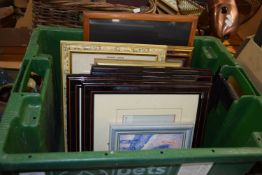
[95,59,183,68]
[60,41,167,150]
[167,46,194,66]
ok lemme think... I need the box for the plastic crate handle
[17,56,52,97]
[220,65,257,96]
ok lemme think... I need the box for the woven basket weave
[177,0,204,15]
[33,0,157,28]
[156,0,204,16]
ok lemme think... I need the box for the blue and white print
[118,133,184,150]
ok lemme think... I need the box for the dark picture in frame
[83,12,198,47]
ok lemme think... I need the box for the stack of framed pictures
[66,64,212,151]
[61,40,187,151]
[61,13,211,152]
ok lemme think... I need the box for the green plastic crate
[0,27,262,175]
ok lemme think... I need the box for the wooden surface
[0,28,31,69]
[223,33,243,54]
[0,61,21,69]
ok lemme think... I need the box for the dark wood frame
[91,65,212,76]
[83,12,198,47]
[67,71,212,151]
[91,66,213,85]
[67,77,211,150]
[84,83,210,150]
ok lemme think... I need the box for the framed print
[83,12,198,47]
[61,41,167,150]
[61,41,167,74]
[109,124,194,151]
[66,68,212,151]
[93,94,199,151]
[94,59,183,68]
[81,83,211,151]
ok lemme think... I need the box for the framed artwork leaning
[83,12,198,46]
[93,93,200,151]
[109,124,194,151]
[83,12,198,66]
[60,41,167,150]
[66,66,212,151]
[85,83,210,151]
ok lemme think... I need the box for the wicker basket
[156,0,204,16]
[177,0,204,15]
[33,0,157,28]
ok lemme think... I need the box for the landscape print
[118,133,185,150]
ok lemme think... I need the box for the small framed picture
[83,12,198,47]
[109,124,194,151]
[83,12,197,66]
